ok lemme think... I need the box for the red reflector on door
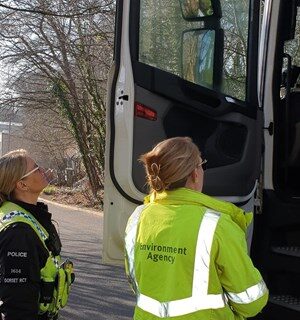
[135,102,157,121]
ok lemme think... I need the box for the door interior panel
[132,86,262,197]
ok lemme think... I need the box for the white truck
[103,1,300,318]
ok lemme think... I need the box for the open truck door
[103,0,261,262]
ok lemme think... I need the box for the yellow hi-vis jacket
[125,188,268,320]
[0,202,72,317]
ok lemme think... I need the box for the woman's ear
[185,167,204,191]
[190,168,198,183]
[15,180,29,191]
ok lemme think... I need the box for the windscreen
[139,0,250,101]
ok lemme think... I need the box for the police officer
[0,149,73,320]
[125,137,269,320]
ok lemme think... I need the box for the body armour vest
[0,201,73,317]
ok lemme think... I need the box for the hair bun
[148,163,165,191]
[150,163,160,177]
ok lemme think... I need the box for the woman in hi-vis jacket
[0,149,74,320]
[125,137,268,320]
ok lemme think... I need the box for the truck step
[269,295,300,312]
[271,246,300,258]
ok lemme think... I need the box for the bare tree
[0,71,79,178]
[0,0,115,195]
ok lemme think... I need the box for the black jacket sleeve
[0,223,48,320]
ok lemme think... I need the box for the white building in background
[0,132,2,156]
[0,120,23,156]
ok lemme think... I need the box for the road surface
[44,200,135,320]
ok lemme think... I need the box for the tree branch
[0,3,113,18]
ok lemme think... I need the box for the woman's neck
[12,192,39,205]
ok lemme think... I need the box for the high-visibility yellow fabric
[126,188,268,320]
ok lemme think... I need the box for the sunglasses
[197,159,208,171]
[20,166,41,179]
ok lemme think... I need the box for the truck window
[139,0,250,101]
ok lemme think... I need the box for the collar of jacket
[12,200,51,223]
[144,188,253,233]
[4,200,62,255]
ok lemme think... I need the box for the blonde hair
[0,149,28,206]
[140,137,200,193]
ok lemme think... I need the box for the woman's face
[21,157,49,194]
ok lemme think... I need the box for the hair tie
[150,163,160,176]
[148,163,164,191]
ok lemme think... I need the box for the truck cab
[103,1,300,318]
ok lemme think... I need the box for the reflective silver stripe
[194,209,220,295]
[124,205,146,293]
[2,211,48,240]
[125,207,226,317]
[226,279,268,304]
[138,292,225,318]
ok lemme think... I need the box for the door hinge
[263,122,274,135]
